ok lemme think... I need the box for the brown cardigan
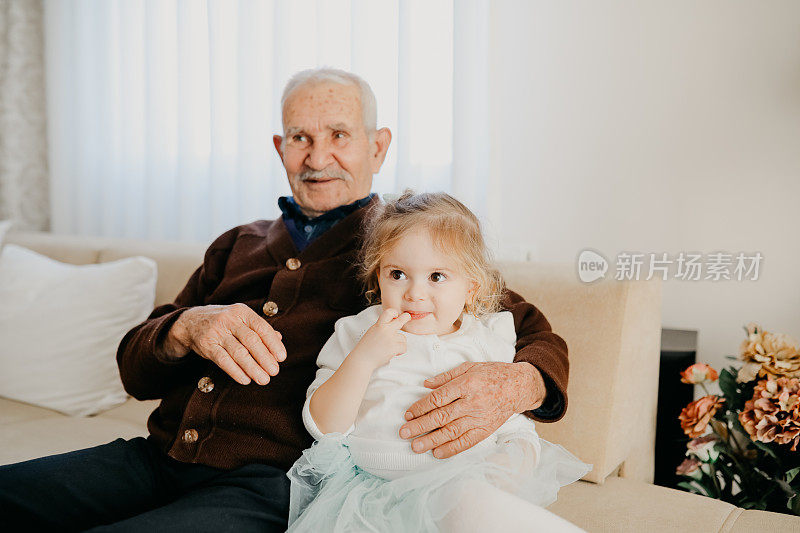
[116,201,569,471]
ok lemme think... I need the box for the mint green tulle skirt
[286,433,591,532]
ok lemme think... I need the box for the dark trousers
[0,437,290,532]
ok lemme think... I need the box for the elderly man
[0,68,568,531]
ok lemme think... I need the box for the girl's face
[377,227,475,336]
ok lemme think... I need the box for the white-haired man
[0,69,568,531]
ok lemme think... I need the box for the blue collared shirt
[278,194,375,252]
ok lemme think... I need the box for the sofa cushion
[0,397,158,467]
[101,398,160,426]
[0,414,149,466]
[0,397,57,425]
[0,244,156,416]
[549,477,735,531]
[726,507,800,532]
[548,477,799,532]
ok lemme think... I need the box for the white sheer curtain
[44,0,487,243]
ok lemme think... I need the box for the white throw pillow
[0,244,157,416]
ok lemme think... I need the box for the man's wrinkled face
[274,82,381,218]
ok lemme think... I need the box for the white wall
[488,0,800,372]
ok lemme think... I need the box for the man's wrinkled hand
[398,361,546,459]
[161,303,286,386]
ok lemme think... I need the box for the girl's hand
[349,308,411,370]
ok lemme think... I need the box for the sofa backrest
[5,231,206,307]
[5,231,662,484]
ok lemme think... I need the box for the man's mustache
[299,169,352,182]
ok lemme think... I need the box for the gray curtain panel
[0,0,48,231]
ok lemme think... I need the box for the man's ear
[273,135,284,160]
[369,127,392,174]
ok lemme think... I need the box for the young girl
[287,192,590,532]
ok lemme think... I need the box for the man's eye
[293,135,307,142]
[389,269,406,280]
[430,272,447,282]
[333,131,347,139]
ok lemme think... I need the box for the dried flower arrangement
[676,324,800,515]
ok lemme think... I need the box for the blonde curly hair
[360,190,504,317]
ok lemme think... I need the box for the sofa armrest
[499,262,662,483]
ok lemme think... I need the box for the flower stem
[709,462,723,498]
[721,428,755,496]
[725,418,745,457]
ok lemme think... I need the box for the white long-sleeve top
[302,305,542,480]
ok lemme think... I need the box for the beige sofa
[1,230,798,531]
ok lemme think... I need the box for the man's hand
[159,303,287,386]
[398,361,546,459]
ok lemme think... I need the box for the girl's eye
[430,272,447,282]
[389,269,406,280]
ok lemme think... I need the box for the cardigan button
[263,301,279,316]
[197,376,214,393]
[285,257,301,270]
[182,429,199,444]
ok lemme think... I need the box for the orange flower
[739,377,800,450]
[680,363,719,385]
[679,395,725,438]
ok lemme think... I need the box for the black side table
[654,329,698,488]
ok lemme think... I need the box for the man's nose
[305,140,335,170]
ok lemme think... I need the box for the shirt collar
[278,193,376,252]
[278,193,375,225]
